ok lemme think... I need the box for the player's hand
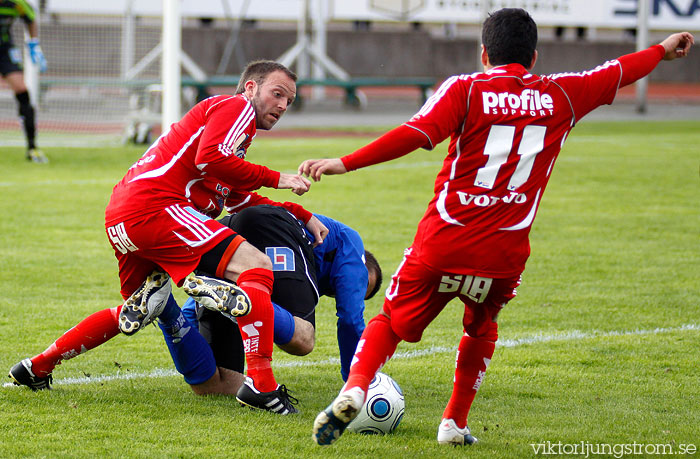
[305,215,328,247]
[26,39,47,73]
[298,158,347,182]
[660,32,694,60]
[277,173,311,196]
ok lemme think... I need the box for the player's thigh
[223,240,272,280]
[458,275,521,340]
[197,232,246,280]
[4,71,27,93]
[0,47,25,86]
[114,250,159,300]
[106,205,235,287]
[383,254,455,343]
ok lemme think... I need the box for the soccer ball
[347,372,405,435]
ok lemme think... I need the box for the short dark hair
[364,250,383,300]
[482,8,537,68]
[235,60,297,94]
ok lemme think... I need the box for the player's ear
[244,79,258,98]
[480,44,489,69]
[528,50,538,70]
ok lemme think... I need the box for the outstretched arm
[298,124,428,182]
[619,32,694,87]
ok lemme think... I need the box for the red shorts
[382,247,521,342]
[105,204,243,299]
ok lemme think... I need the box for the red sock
[30,306,121,377]
[442,333,496,429]
[345,313,402,393]
[237,268,277,392]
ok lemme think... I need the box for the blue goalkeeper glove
[26,39,47,73]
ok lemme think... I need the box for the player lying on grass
[299,8,694,446]
[167,205,382,398]
[9,206,381,408]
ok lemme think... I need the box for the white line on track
[4,323,698,388]
[0,161,441,189]
[0,178,117,187]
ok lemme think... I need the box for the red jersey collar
[486,63,530,76]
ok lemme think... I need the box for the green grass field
[1,121,698,458]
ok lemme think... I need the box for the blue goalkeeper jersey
[305,214,367,381]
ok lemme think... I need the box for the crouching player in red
[299,8,694,445]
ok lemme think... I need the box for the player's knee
[376,313,422,343]
[189,367,244,395]
[190,383,213,396]
[184,365,218,391]
[394,325,423,343]
[256,252,273,271]
[278,339,313,356]
[226,242,273,277]
[465,320,499,342]
[245,248,272,271]
[278,319,315,355]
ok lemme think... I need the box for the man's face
[245,70,296,130]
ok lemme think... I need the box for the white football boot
[437,418,478,445]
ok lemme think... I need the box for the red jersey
[105,94,284,225]
[404,59,626,277]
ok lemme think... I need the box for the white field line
[0,178,117,188]
[4,323,698,388]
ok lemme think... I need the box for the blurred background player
[0,0,47,163]
[299,8,694,447]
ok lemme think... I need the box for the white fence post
[162,0,181,129]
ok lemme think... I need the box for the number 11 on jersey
[474,124,546,191]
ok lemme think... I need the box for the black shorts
[198,205,319,371]
[0,45,23,76]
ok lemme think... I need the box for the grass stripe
[5,323,697,389]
